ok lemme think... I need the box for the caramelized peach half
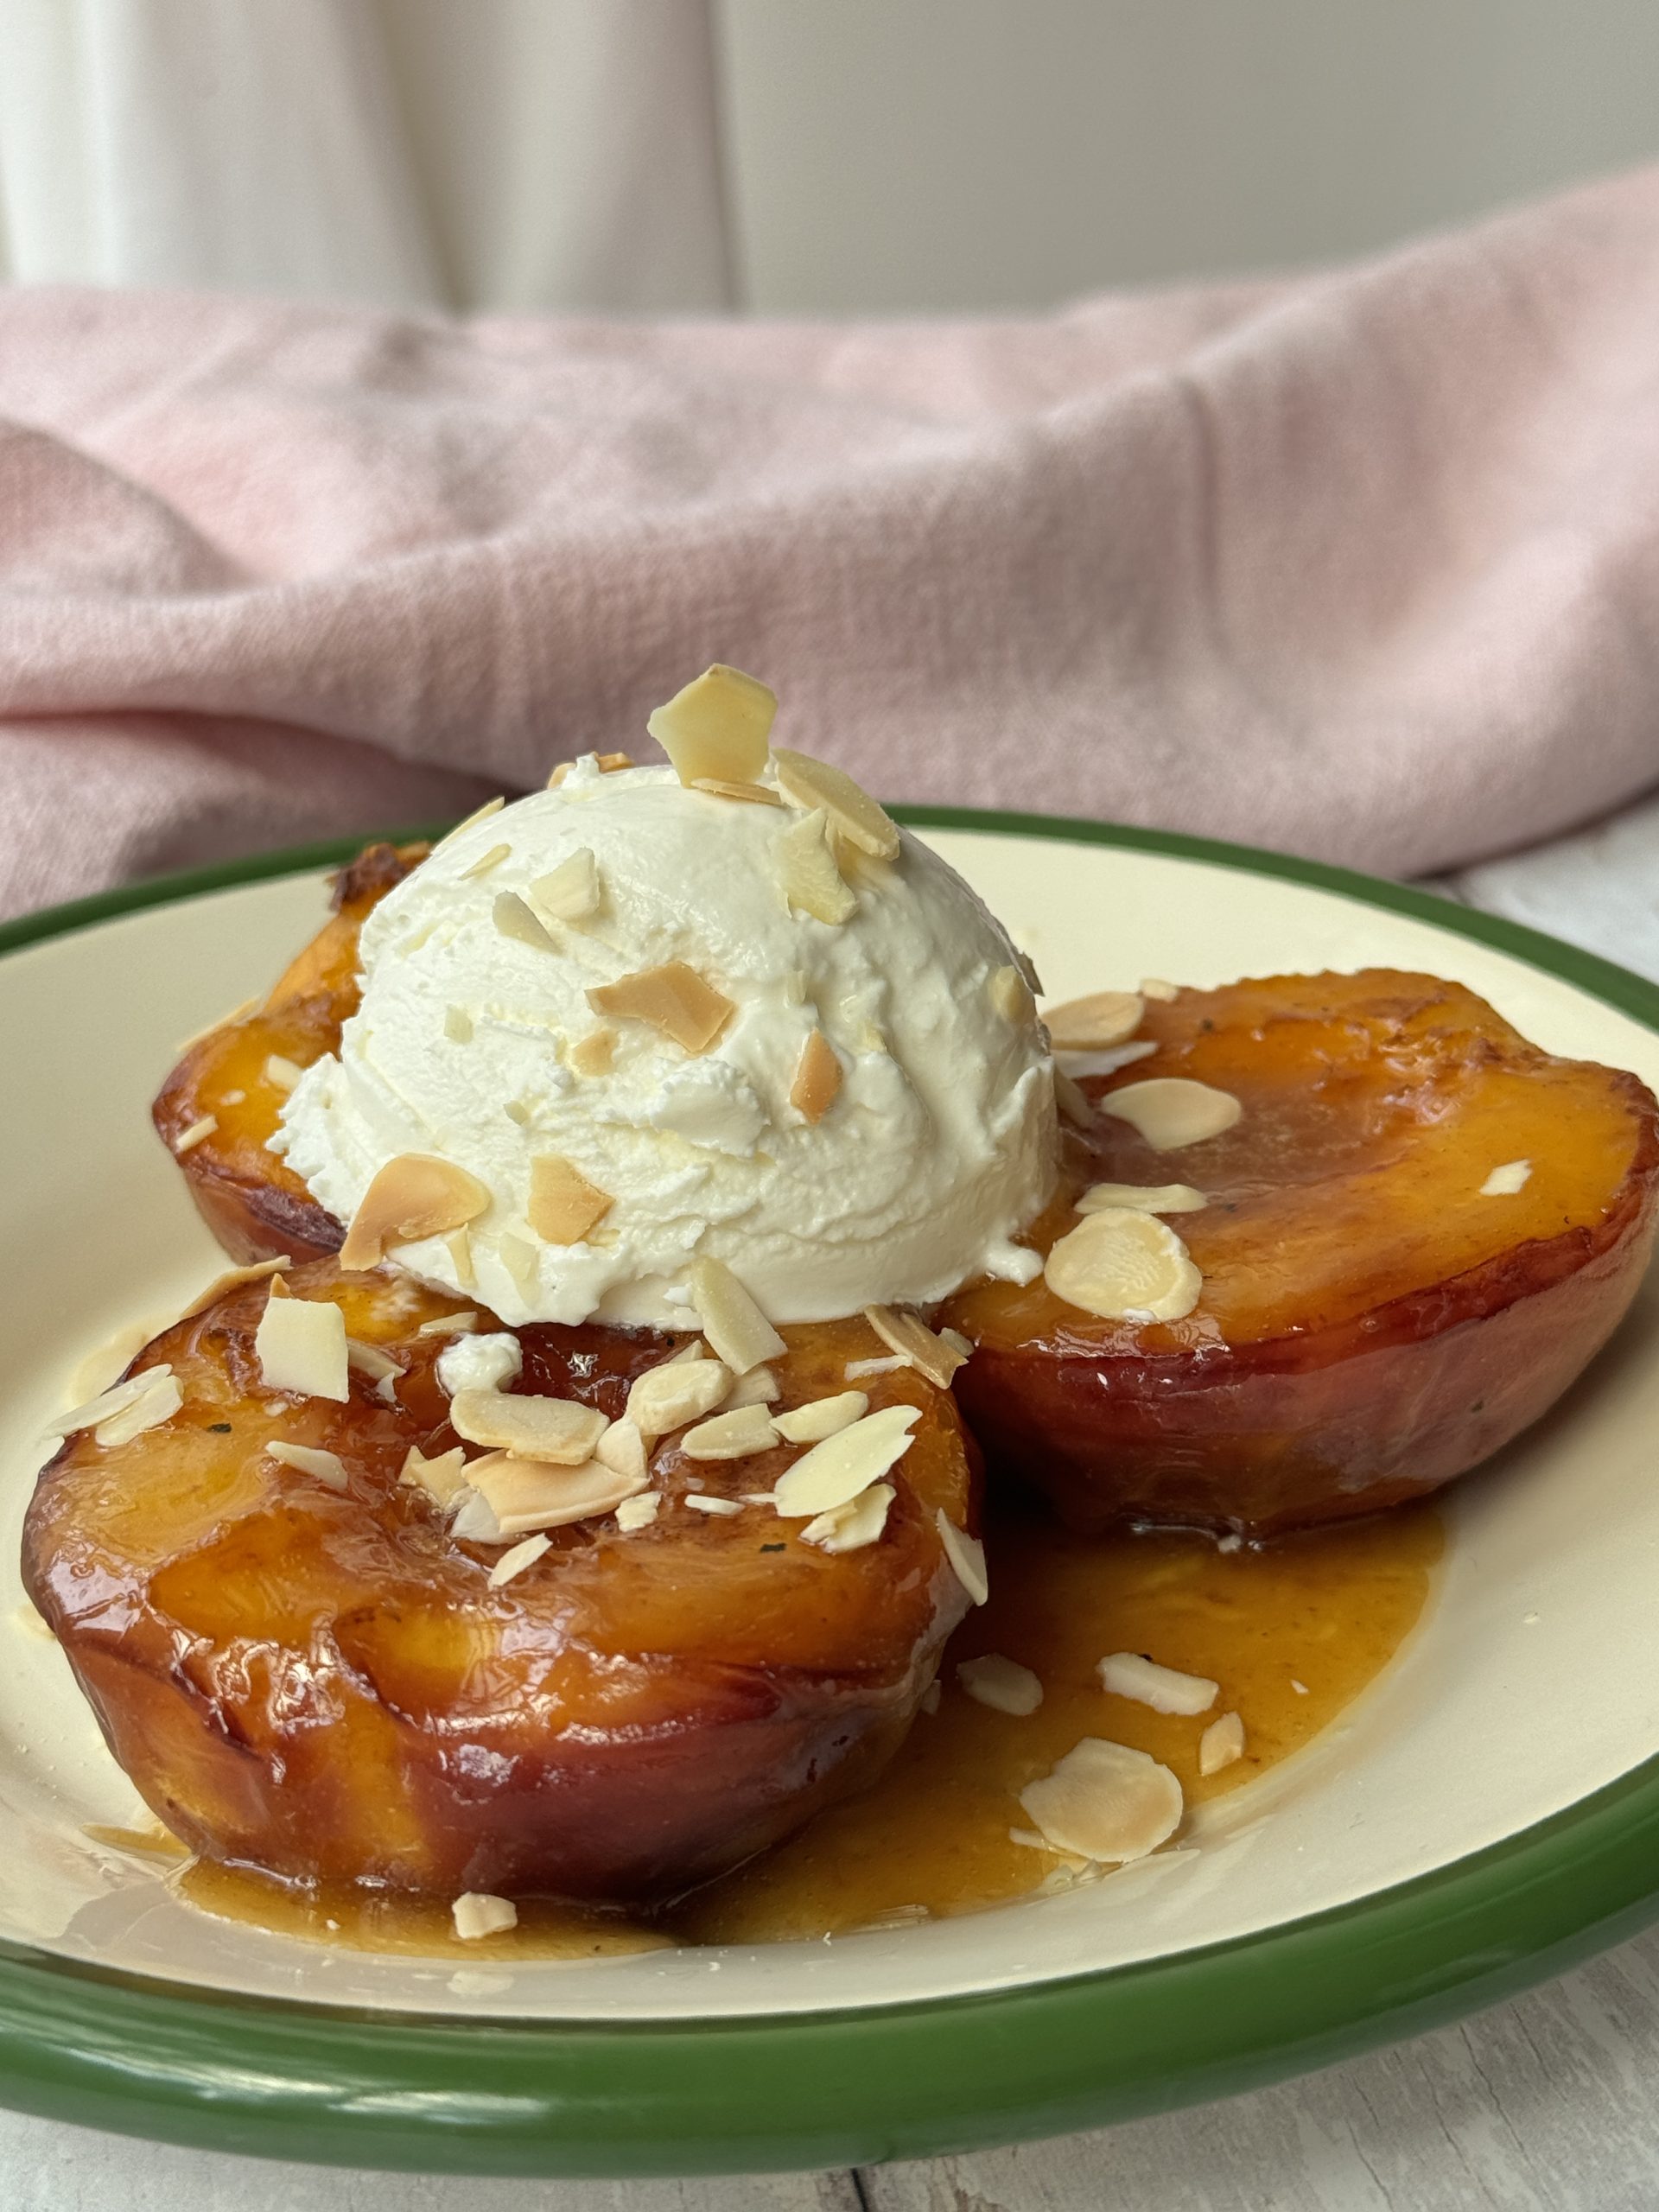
[23,1267,975,1902]
[152,842,428,1262]
[947,972,1659,1537]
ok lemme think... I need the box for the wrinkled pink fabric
[5,166,1659,921]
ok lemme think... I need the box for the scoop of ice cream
[280,753,1057,1328]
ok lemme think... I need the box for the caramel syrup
[147,1499,1439,1961]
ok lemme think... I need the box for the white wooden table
[10,795,1659,2210]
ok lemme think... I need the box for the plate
[3,808,1658,2178]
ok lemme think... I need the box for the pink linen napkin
[5,165,1659,921]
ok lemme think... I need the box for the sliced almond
[844,1354,906,1380]
[772,747,900,861]
[1097,1651,1217,1716]
[1198,1710,1246,1776]
[1141,978,1179,1001]
[446,1226,478,1289]
[569,1028,615,1077]
[684,1493,745,1516]
[93,1370,183,1447]
[435,795,505,852]
[346,1338,404,1386]
[173,1113,217,1156]
[690,778,785,807]
[727,1365,780,1408]
[1077,1182,1207,1217]
[1045,1209,1202,1323]
[1480,1159,1532,1197]
[254,1293,349,1402]
[416,1310,479,1338]
[690,1256,786,1376]
[264,1053,304,1094]
[681,1404,779,1460]
[400,1443,470,1506]
[265,1440,348,1491]
[957,1654,1043,1716]
[1103,1077,1241,1150]
[488,1533,551,1588]
[772,1403,921,1517]
[463,1452,645,1536]
[527,849,601,930]
[862,1306,966,1389]
[172,1255,290,1325]
[989,965,1034,1022]
[772,1390,868,1445]
[586,962,734,1053]
[648,664,777,785]
[459,842,511,881]
[778,809,855,925]
[594,1415,647,1484]
[339,1154,492,1272]
[50,1367,172,1441]
[789,1028,842,1123]
[1042,989,1146,1051]
[936,1510,989,1605]
[444,1006,474,1044]
[626,1356,733,1441]
[493,890,556,953]
[801,1481,893,1553]
[527,1155,613,1245]
[613,1491,661,1531]
[498,1230,539,1291]
[1053,1068,1095,1129]
[1019,1738,1183,1864]
[448,1389,608,1465]
[451,1891,517,1941]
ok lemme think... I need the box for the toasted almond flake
[1077,1182,1207,1217]
[596,750,635,772]
[569,1028,615,1077]
[400,1444,469,1505]
[464,1452,645,1535]
[1141,977,1179,1001]
[254,1293,348,1402]
[493,889,556,953]
[626,1357,733,1441]
[527,1154,613,1245]
[93,1370,183,1447]
[169,1255,291,1329]
[1098,1651,1218,1715]
[666,1338,710,1363]
[648,664,777,785]
[1007,1827,1051,1852]
[449,1389,608,1464]
[936,1510,989,1605]
[219,1089,245,1105]
[416,1310,479,1338]
[1056,1040,1159,1080]
[459,841,511,881]
[488,1533,551,1587]
[452,1891,517,1941]
[503,1100,533,1128]
[339,1154,493,1272]
[772,747,900,861]
[691,776,785,806]
[689,1257,786,1376]
[586,962,734,1053]
[499,1234,538,1297]
[1292,1678,1309,1695]
[265,1440,348,1491]
[727,1365,780,1408]
[614,1491,661,1531]
[545,762,572,789]
[772,1390,868,1445]
[444,1006,474,1044]
[989,964,1034,1022]
[773,1403,921,1517]
[957,1653,1044,1716]
[1046,1209,1203,1324]
[446,1226,478,1289]
[1053,1068,1094,1128]
[862,1306,966,1389]
[435,796,505,851]
[778,807,856,925]
[264,1053,305,1093]
[346,1338,404,1386]
[802,1480,893,1552]
[527,848,601,930]
[1020,1738,1183,1864]
[1481,1159,1532,1197]
[173,994,262,1054]
[681,1403,779,1460]
[940,1327,973,1360]
[1043,989,1146,1051]
[594,1416,647,1484]
[843,1354,906,1380]
[789,1028,843,1123]
[173,1113,218,1155]
[685,1492,746,1516]
[448,1486,501,1541]
[1198,1711,1246,1776]
[1103,1077,1241,1150]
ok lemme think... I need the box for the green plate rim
[3,804,1658,2180]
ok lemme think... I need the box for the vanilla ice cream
[281,747,1057,1329]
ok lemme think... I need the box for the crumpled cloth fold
[6,165,1659,919]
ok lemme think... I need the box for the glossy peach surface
[949,971,1659,1535]
[22,1269,974,1902]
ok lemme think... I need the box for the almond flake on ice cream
[339,1154,492,1272]
[690,1256,786,1376]
[586,962,734,1053]
[648,664,778,786]
[527,1154,613,1245]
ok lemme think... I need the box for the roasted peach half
[947,971,1659,1538]
[23,1268,975,1902]
[152,842,428,1262]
